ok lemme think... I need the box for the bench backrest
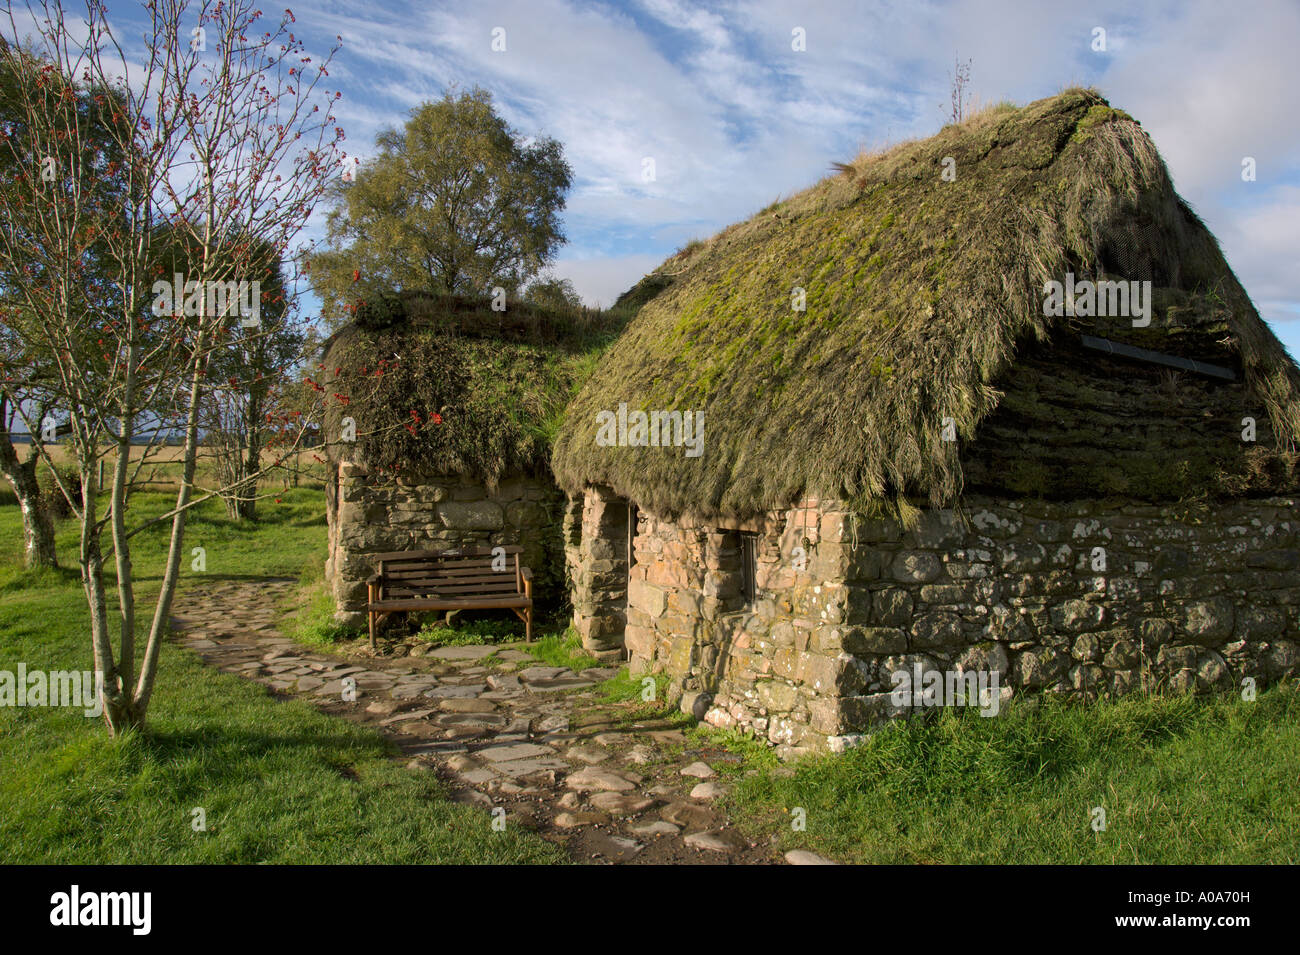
[373,546,525,600]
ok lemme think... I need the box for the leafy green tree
[309,86,573,327]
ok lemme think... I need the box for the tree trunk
[239,394,262,521]
[19,489,58,568]
[0,436,58,569]
[102,695,144,736]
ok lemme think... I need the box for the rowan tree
[0,0,345,734]
[0,37,134,568]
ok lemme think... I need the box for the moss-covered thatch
[320,292,625,485]
[551,89,1300,518]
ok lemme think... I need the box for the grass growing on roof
[319,291,633,485]
[551,88,1300,517]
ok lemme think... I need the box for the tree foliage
[522,275,583,312]
[308,86,573,327]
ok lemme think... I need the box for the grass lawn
[722,686,1300,864]
[0,487,563,864]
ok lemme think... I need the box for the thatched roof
[319,292,625,485]
[551,88,1300,518]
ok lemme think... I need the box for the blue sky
[92,0,1300,354]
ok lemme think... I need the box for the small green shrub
[525,626,601,671]
[38,464,81,519]
[415,615,519,648]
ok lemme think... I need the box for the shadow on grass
[91,713,407,792]
[0,564,81,593]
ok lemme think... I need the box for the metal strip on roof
[1079,334,1236,381]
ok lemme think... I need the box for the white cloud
[275,0,1297,333]
[1212,186,1300,331]
[1101,0,1300,197]
[551,253,665,307]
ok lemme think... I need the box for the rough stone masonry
[326,461,566,627]
[619,492,1300,759]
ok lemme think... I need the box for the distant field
[17,443,328,496]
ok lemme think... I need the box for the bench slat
[369,596,530,611]
[385,583,522,597]
[383,575,523,589]
[382,568,520,580]
[384,573,522,587]
[382,556,503,566]
[382,564,508,578]
[370,545,522,562]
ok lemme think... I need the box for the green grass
[600,668,669,704]
[725,688,1300,864]
[415,616,520,648]
[0,489,563,863]
[285,575,361,647]
[595,668,683,724]
[524,626,603,671]
[687,725,781,775]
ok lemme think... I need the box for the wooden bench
[366,546,533,649]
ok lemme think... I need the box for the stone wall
[624,493,1300,759]
[325,461,566,627]
[564,484,629,662]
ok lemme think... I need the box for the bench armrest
[520,567,533,582]
[367,573,383,586]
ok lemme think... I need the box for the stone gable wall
[624,494,1300,759]
[325,461,565,627]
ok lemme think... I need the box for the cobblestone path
[170,578,835,864]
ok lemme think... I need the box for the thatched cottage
[551,89,1300,757]
[320,292,622,629]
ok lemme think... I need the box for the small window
[739,532,759,605]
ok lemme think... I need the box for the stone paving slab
[423,684,485,699]
[476,739,551,758]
